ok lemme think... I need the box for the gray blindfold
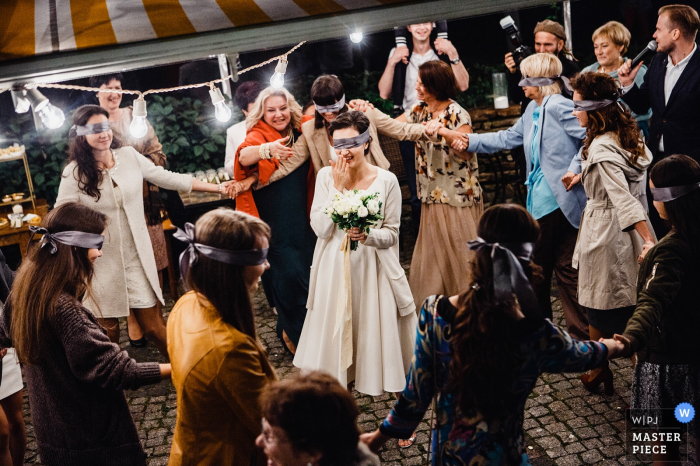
[651,182,700,202]
[74,122,112,136]
[333,127,370,150]
[468,237,541,321]
[174,223,268,286]
[573,92,621,111]
[28,226,104,255]
[518,74,573,96]
[314,95,345,114]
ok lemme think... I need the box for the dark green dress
[253,158,315,347]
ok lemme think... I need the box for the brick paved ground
[18,216,695,465]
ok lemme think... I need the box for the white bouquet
[326,189,383,251]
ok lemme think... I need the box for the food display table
[0,200,49,258]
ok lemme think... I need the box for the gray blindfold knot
[69,121,112,140]
[518,74,573,97]
[651,182,700,202]
[314,95,346,114]
[28,226,104,255]
[173,223,269,285]
[333,127,370,150]
[573,91,621,111]
[467,237,541,321]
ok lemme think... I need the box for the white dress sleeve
[363,172,400,250]
[309,168,340,240]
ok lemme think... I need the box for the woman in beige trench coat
[564,73,655,395]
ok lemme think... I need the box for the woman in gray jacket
[57,105,232,357]
[567,72,655,394]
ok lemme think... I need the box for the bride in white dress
[294,111,417,397]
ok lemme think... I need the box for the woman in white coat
[294,111,417,401]
[56,105,233,357]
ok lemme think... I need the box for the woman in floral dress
[395,60,482,308]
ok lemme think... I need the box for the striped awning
[0,0,409,62]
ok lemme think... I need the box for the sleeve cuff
[137,362,162,387]
[620,84,635,95]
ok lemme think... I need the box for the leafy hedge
[0,64,503,206]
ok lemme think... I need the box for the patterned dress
[406,101,483,308]
[380,296,608,465]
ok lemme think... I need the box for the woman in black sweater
[604,154,700,464]
[0,202,171,466]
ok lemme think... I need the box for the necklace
[102,150,119,176]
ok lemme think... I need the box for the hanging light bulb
[349,30,363,43]
[209,87,232,122]
[26,89,65,129]
[270,58,287,89]
[130,97,148,139]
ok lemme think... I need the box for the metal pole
[563,0,572,52]
[217,54,232,98]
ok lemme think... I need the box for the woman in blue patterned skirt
[361,204,619,465]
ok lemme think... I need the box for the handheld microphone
[630,40,657,69]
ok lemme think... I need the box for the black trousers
[532,209,590,340]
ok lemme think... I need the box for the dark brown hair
[418,60,458,101]
[650,154,700,253]
[260,371,360,466]
[659,4,700,41]
[233,81,264,111]
[10,202,107,364]
[66,105,122,201]
[311,75,348,130]
[571,72,647,165]
[89,73,124,89]
[186,208,270,340]
[447,204,542,420]
[327,111,372,156]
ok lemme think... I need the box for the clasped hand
[347,227,367,244]
[599,334,633,360]
[270,136,292,160]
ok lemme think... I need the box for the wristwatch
[450,57,461,65]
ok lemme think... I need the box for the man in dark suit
[619,4,699,237]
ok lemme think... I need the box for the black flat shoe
[129,337,147,348]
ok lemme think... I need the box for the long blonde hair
[520,53,563,97]
[245,87,302,133]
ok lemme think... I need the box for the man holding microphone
[618,4,700,237]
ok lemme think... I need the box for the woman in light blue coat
[455,53,589,340]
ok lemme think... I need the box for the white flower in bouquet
[367,199,379,215]
[357,206,368,218]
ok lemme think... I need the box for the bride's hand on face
[330,156,351,192]
[348,227,367,244]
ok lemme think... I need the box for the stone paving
[17,220,694,466]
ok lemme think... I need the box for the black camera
[500,16,534,67]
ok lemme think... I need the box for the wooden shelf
[0,151,25,163]
[0,195,35,208]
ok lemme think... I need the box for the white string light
[25,89,65,129]
[209,86,232,122]
[5,42,306,129]
[270,58,287,89]
[349,30,363,43]
[130,96,148,138]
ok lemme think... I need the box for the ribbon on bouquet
[334,232,354,371]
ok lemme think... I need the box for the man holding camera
[506,19,580,112]
[378,22,469,232]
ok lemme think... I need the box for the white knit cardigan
[56,146,193,318]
